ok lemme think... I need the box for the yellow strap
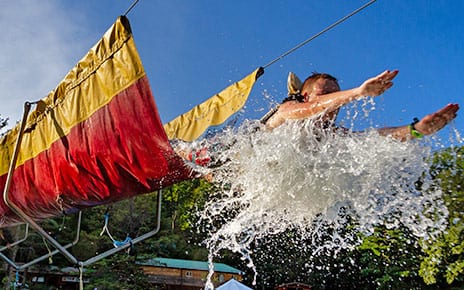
[163,67,263,141]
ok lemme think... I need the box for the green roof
[138,257,242,274]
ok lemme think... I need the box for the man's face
[306,78,340,100]
[303,78,341,122]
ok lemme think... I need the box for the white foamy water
[193,113,458,289]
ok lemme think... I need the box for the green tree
[248,221,430,289]
[355,226,431,289]
[85,253,151,290]
[163,179,212,231]
[419,146,464,286]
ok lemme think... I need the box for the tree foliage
[356,226,429,289]
[248,220,432,289]
[419,146,464,286]
[85,253,152,290]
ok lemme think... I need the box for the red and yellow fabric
[0,16,194,227]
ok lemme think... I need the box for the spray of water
[192,103,458,289]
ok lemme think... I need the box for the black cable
[124,0,140,16]
[262,0,377,69]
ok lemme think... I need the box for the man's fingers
[416,103,459,135]
[436,103,459,119]
[384,70,399,81]
[377,69,399,82]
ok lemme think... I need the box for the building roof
[138,257,242,274]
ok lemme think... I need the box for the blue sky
[1,0,462,143]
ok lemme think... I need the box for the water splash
[197,116,452,289]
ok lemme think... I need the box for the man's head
[301,73,340,100]
[301,73,341,122]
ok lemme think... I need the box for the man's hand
[358,70,399,97]
[414,103,459,135]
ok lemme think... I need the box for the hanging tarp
[0,16,195,227]
[217,278,253,290]
[163,67,263,141]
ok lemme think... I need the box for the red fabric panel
[0,77,194,227]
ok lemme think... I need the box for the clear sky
[1,0,462,143]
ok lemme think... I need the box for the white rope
[99,212,116,244]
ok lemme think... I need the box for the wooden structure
[1,265,86,290]
[138,257,243,289]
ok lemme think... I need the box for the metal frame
[0,224,29,253]
[0,212,82,270]
[1,101,163,288]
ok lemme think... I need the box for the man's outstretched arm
[266,70,399,129]
[377,103,459,141]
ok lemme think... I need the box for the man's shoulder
[278,100,303,111]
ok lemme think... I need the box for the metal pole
[2,102,79,265]
[20,211,82,269]
[81,189,162,266]
[0,224,29,252]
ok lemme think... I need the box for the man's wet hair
[301,72,339,94]
[281,72,340,104]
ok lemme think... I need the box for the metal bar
[19,211,82,269]
[0,224,29,252]
[0,212,82,271]
[2,102,79,265]
[81,189,162,266]
[0,250,20,269]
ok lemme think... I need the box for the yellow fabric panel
[164,68,262,141]
[0,16,145,175]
